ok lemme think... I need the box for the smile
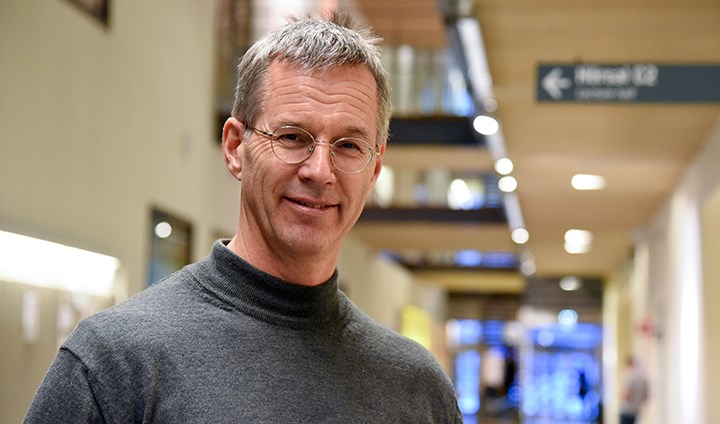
[289,198,334,209]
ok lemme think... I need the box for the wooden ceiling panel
[354,0,446,48]
[478,0,720,276]
[351,0,720,280]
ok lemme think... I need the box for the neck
[227,231,337,287]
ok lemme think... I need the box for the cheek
[242,145,280,183]
[346,179,374,210]
[241,155,275,202]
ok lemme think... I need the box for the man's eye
[277,133,309,145]
[336,140,364,152]
[335,139,370,156]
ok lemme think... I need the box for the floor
[463,415,597,424]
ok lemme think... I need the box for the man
[25,13,463,423]
[620,356,649,424]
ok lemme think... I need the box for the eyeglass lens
[270,126,373,173]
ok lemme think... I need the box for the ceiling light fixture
[511,228,529,244]
[498,176,517,193]
[448,179,474,210]
[564,229,593,254]
[571,174,606,190]
[0,230,119,297]
[472,115,499,136]
[519,250,535,275]
[494,157,514,175]
[520,258,536,276]
[559,276,583,291]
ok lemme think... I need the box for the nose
[298,142,335,182]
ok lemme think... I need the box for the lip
[286,196,338,211]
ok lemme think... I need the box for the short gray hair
[231,12,392,144]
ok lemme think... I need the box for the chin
[281,231,327,251]
[288,241,329,258]
[299,231,343,253]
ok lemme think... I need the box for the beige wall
[339,235,449,329]
[602,265,628,424]
[0,0,235,299]
[0,280,111,423]
[0,2,224,418]
[638,117,720,424]
[0,281,60,424]
[701,153,720,424]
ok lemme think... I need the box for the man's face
[235,60,384,262]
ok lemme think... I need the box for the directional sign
[537,64,720,103]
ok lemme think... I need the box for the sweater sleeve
[24,348,104,424]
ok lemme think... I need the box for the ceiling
[347,0,720,290]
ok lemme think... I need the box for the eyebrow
[272,119,301,128]
[269,121,372,140]
[343,125,371,139]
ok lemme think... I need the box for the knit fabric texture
[25,240,463,423]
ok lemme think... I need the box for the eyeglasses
[250,126,378,174]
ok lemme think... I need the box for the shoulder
[34,275,197,424]
[341,295,451,380]
[62,267,203,361]
[340,298,462,422]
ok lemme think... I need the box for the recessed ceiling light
[494,158,514,175]
[498,176,517,192]
[559,276,583,291]
[564,229,593,254]
[565,243,591,254]
[520,259,536,276]
[511,228,529,244]
[565,228,592,243]
[472,115,499,136]
[571,174,606,190]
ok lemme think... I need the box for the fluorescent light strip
[0,230,118,297]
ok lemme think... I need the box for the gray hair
[231,12,392,145]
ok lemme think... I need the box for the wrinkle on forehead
[259,61,379,140]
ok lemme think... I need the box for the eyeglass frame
[248,125,380,174]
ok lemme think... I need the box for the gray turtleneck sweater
[25,241,463,423]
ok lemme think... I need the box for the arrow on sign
[541,67,572,100]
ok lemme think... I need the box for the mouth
[287,197,335,210]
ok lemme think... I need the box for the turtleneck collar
[188,240,344,330]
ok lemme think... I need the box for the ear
[222,117,246,181]
[369,140,386,186]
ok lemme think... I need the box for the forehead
[261,60,379,136]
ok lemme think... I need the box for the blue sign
[537,63,720,103]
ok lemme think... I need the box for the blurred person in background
[620,356,649,424]
[24,12,462,423]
